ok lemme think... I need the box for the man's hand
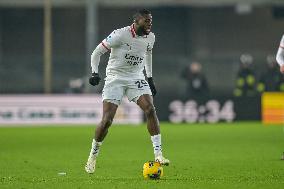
[147,77,157,97]
[89,73,101,86]
[280,65,284,74]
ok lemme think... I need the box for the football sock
[89,139,102,158]
[151,134,162,157]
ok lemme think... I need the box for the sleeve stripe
[101,42,110,51]
[280,45,284,49]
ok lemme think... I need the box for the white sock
[89,139,102,158]
[151,134,162,157]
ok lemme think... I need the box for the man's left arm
[145,37,157,96]
[145,50,157,96]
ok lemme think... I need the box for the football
[142,161,163,179]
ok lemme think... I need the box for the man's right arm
[91,43,109,74]
[276,35,284,74]
[89,43,109,86]
[89,29,123,86]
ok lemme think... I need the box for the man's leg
[95,101,118,142]
[85,101,118,173]
[136,94,169,165]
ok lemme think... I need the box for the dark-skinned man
[85,9,170,174]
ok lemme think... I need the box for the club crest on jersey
[126,43,132,50]
[125,53,144,66]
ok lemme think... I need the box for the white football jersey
[276,35,284,66]
[280,35,284,47]
[101,24,155,79]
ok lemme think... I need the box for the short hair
[133,9,151,21]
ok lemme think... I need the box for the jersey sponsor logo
[125,53,144,66]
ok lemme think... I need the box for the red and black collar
[130,24,136,38]
[130,24,149,38]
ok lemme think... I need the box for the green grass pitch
[1,122,284,189]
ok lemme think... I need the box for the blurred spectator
[181,62,209,98]
[234,54,257,97]
[66,78,85,93]
[257,55,284,93]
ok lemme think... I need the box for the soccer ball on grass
[142,161,163,179]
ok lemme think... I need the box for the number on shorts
[135,80,148,89]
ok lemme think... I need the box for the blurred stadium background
[1,0,284,124]
[1,1,284,188]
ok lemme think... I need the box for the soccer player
[276,34,284,74]
[85,9,170,174]
[276,34,284,160]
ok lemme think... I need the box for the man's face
[137,14,152,35]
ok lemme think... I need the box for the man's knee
[101,115,114,129]
[144,104,156,117]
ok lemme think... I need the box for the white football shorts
[102,77,152,106]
